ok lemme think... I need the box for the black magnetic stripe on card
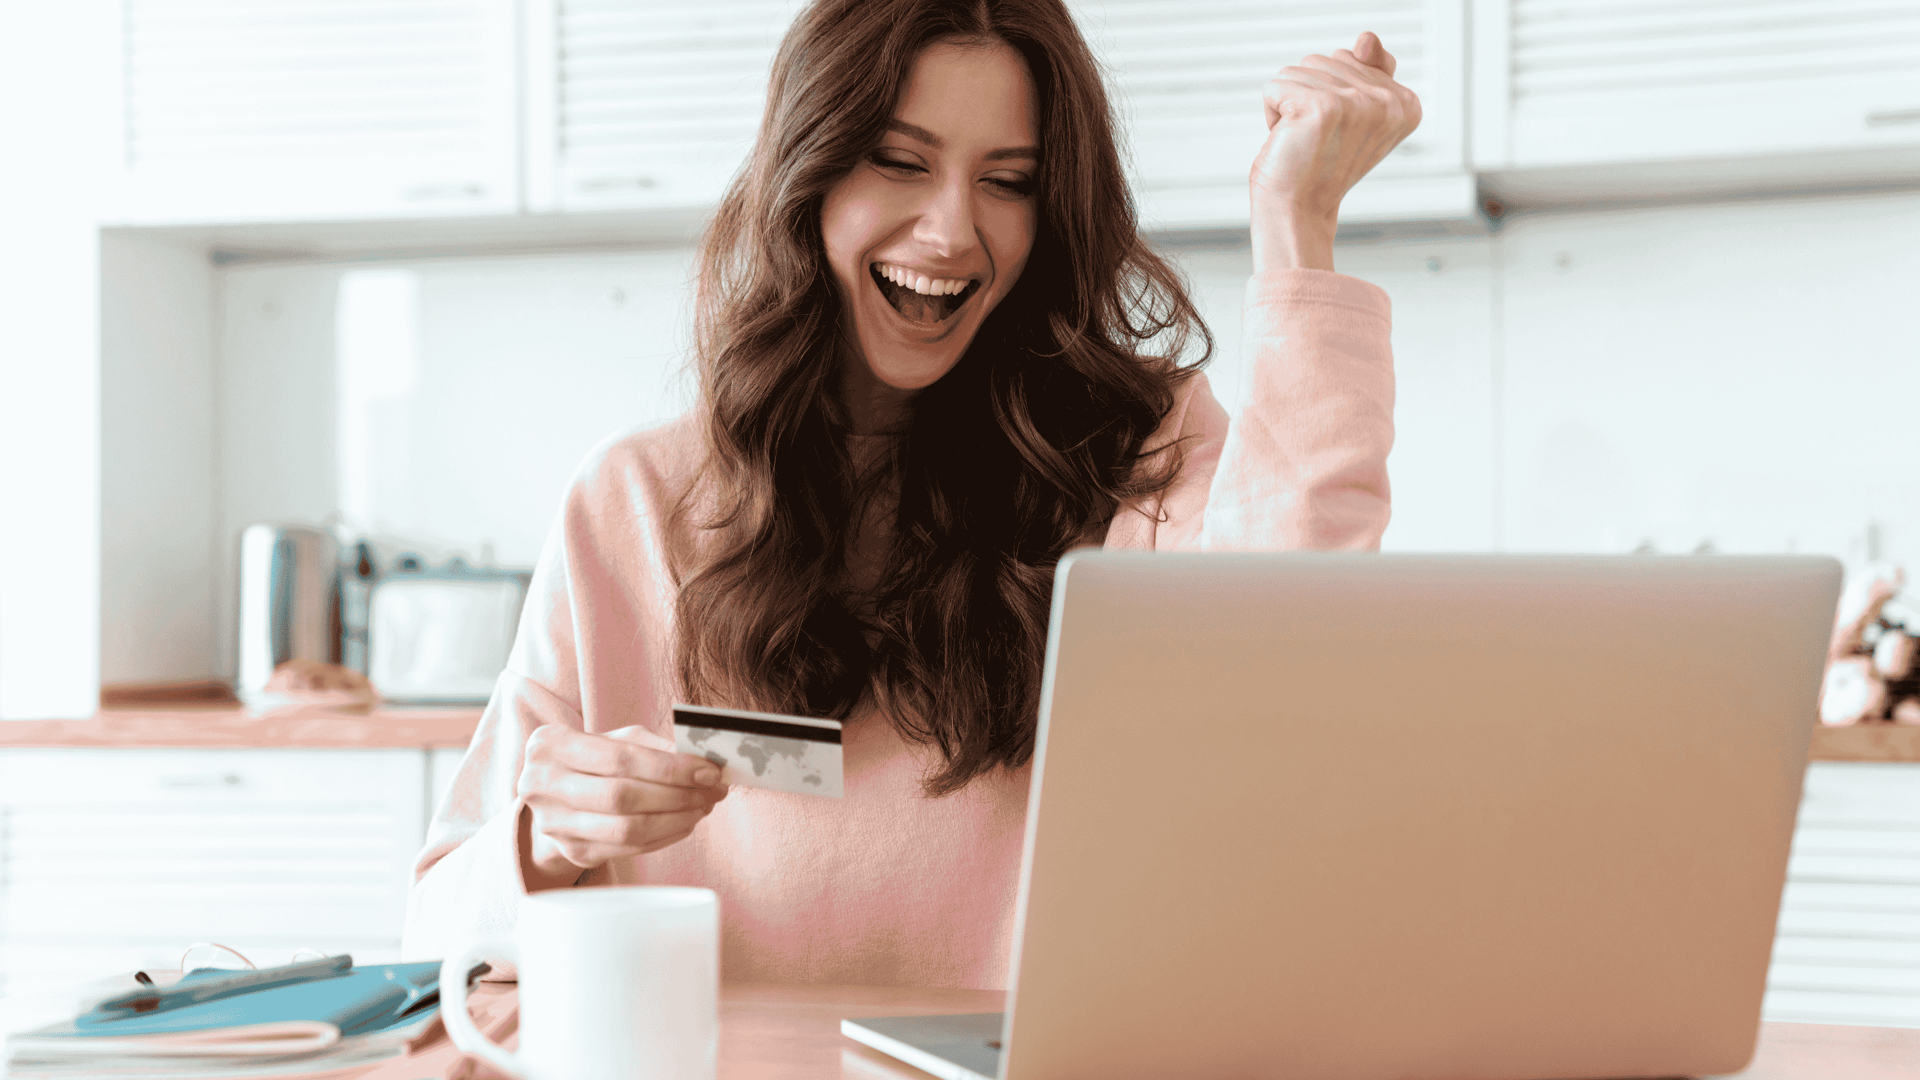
[673,709,843,745]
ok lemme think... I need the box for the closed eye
[869,152,925,176]
[871,151,1032,196]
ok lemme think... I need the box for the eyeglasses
[133,941,333,987]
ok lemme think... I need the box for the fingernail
[694,766,720,786]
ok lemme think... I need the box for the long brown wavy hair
[675,0,1211,795]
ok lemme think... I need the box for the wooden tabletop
[332,984,1919,1080]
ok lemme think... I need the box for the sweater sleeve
[400,430,683,977]
[1150,268,1394,552]
[398,529,581,979]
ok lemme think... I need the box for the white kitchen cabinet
[1766,762,1920,1028]
[1473,0,1920,193]
[526,0,1474,225]
[523,0,806,213]
[0,749,426,996]
[124,0,1477,232]
[91,0,1920,234]
[1069,0,1475,229]
[109,0,522,224]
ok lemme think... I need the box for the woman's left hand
[1249,32,1422,271]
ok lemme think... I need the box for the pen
[96,954,353,1016]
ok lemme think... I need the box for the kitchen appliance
[236,524,341,706]
[359,558,528,705]
[239,525,527,707]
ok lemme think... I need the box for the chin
[868,350,966,391]
[837,242,1028,401]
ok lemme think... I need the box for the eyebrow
[885,119,1040,162]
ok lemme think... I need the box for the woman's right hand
[516,723,729,891]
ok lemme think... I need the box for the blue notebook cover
[21,959,444,1042]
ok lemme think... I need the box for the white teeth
[875,262,970,298]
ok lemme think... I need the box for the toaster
[345,548,530,705]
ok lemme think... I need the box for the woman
[405,0,1416,988]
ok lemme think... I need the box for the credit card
[671,704,844,798]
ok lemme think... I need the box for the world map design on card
[671,704,844,798]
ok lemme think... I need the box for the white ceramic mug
[439,886,719,1080]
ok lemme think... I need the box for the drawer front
[0,749,427,991]
[1799,761,1920,817]
[1766,762,1920,1028]
[0,748,419,805]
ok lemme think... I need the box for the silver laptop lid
[1003,553,1840,1080]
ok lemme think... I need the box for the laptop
[843,552,1840,1080]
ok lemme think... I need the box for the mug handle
[440,938,526,1080]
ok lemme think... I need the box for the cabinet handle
[159,773,245,789]
[1866,109,1920,128]
[577,176,657,192]
[400,182,487,201]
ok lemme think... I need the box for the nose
[912,175,977,260]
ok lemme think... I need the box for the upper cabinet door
[1476,0,1920,170]
[110,0,520,224]
[526,0,804,214]
[1068,0,1473,230]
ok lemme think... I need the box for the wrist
[518,805,588,893]
[1249,193,1338,273]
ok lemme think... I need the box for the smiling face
[821,39,1041,424]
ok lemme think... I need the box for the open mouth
[871,263,981,325]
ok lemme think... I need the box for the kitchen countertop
[1808,722,1920,763]
[0,702,482,749]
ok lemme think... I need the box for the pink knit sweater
[401,269,1395,990]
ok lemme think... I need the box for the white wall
[0,1,115,719]
[1171,188,1920,563]
[95,187,1920,683]
[1498,190,1920,563]
[99,233,217,685]
[208,248,698,679]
